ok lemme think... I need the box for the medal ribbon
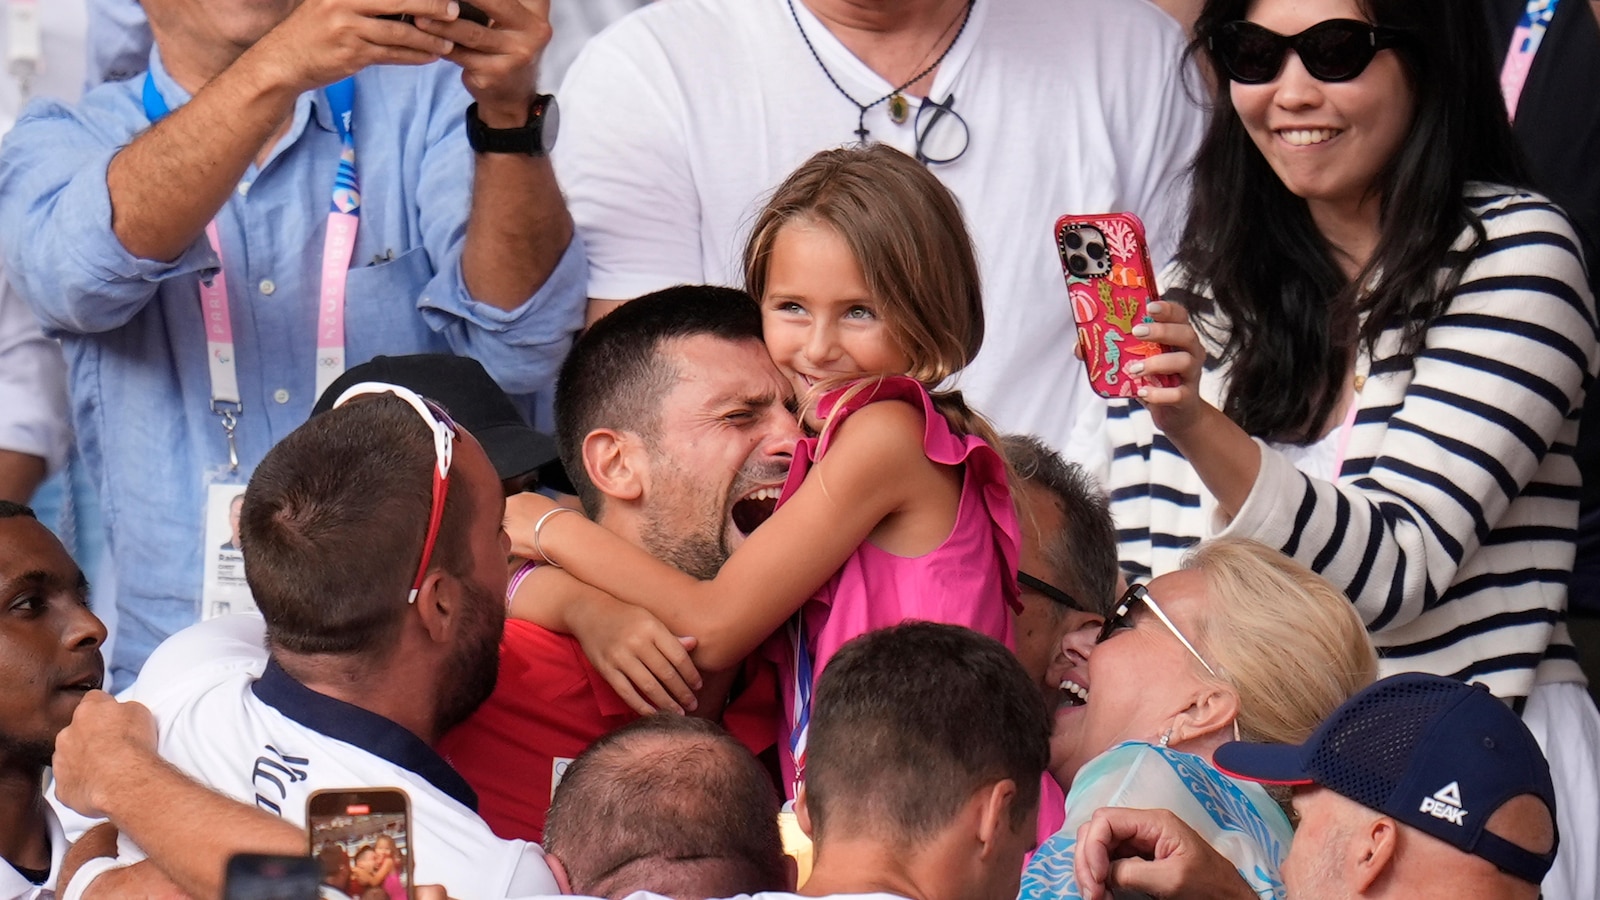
[789,610,816,791]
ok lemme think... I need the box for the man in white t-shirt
[556,0,1205,472]
[47,389,561,899]
[543,0,650,89]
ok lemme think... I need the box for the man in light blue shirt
[0,0,586,686]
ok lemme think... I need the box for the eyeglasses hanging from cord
[786,0,974,165]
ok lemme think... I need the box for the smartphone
[222,853,322,900]
[307,788,414,900]
[1054,212,1177,399]
[380,2,491,27]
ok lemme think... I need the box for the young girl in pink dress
[511,144,1020,790]
[373,834,406,900]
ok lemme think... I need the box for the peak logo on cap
[1213,674,1559,886]
[1421,781,1467,826]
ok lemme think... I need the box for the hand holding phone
[308,789,414,900]
[1054,212,1178,399]
[380,2,491,26]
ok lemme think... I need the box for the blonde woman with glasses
[1021,538,1377,900]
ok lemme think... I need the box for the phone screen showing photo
[308,790,412,900]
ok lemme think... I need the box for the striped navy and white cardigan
[1108,186,1598,703]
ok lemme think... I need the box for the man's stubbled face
[634,336,800,579]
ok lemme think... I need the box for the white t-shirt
[54,615,560,900]
[543,0,650,90]
[0,803,66,900]
[555,0,1205,470]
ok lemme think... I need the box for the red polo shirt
[437,618,779,843]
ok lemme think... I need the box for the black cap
[312,355,566,488]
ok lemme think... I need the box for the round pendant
[888,92,910,125]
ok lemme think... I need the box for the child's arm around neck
[525,396,961,671]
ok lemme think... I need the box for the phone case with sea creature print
[1053,211,1177,399]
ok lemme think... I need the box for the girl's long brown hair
[744,145,1005,454]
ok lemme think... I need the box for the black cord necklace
[786,0,975,143]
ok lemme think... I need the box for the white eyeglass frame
[1102,583,1243,743]
[332,381,457,603]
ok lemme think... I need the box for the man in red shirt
[437,285,801,842]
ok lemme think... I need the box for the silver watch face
[539,95,560,155]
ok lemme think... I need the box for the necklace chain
[786,0,976,142]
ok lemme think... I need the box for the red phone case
[1054,212,1177,399]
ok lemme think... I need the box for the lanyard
[142,73,361,471]
[788,611,815,790]
[1501,0,1562,122]
[1329,385,1361,480]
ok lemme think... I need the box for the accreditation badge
[201,482,257,618]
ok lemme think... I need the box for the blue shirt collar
[144,45,338,134]
[251,657,479,811]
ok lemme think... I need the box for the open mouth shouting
[731,485,782,538]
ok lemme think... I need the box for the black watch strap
[466,95,559,156]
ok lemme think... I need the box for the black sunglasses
[1209,19,1408,85]
[1017,571,1087,612]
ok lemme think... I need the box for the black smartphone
[307,788,414,900]
[222,853,322,900]
[380,2,491,27]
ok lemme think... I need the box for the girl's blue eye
[845,306,876,320]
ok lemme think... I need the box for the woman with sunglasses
[1020,538,1376,900]
[1109,0,1600,892]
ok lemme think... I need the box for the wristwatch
[466,95,559,156]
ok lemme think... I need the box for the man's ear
[1170,683,1240,745]
[974,778,1021,862]
[1351,815,1398,893]
[582,428,644,503]
[411,570,460,646]
[545,853,572,894]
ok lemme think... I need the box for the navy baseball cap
[1215,673,1558,885]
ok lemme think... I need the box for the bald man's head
[542,715,788,899]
